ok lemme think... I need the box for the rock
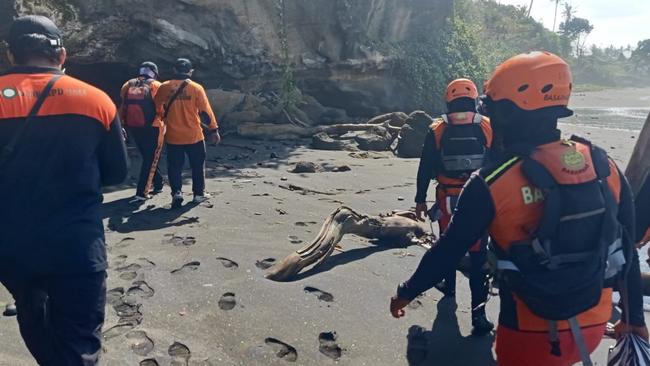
[206,89,246,120]
[270,152,279,159]
[367,112,409,127]
[331,165,351,172]
[290,161,320,173]
[3,303,16,317]
[396,111,436,158]
[311,132,355,151]
[4,1,453,121]
[355,126,393,151]
[224,111,262,125]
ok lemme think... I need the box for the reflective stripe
[486,157,520,183]
[497,260,519,271]
[559,208,606,222]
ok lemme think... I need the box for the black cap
[8,15,63,47]
[140,61,159,76]
[173,58,193,74]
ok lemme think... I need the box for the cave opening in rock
[65,62,133,105]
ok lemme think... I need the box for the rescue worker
[391,51,647,366]
[414,78,494,336]
[0,15,128,365]
[119,61,164,201]
[154,58,220,208]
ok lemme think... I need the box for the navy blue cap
[173,58,193,74]
[8,15,63,47]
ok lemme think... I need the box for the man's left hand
[209,130,221,145]
[390,296,410,319]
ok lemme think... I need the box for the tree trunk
[236,122,402,140]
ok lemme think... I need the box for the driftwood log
[237,122,402,140]
[265,206,432,281]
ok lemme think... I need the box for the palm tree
[551,0,561,32]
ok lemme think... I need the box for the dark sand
[0,91,647,365]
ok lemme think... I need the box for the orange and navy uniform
[0,66,128,275]
[119,77,163,128]
[154,77,218,145]
[415,113,492,250]
[401,133,644,364]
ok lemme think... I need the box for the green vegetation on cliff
[385,0,649,111]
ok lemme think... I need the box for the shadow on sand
[406,297,496,366]
[103,197,200,233]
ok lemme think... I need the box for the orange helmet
[445,78,479,103]
[485,51,572,111]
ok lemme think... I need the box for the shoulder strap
[0,74,63,171]
[163,79,190,120]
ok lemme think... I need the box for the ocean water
[565,107,648,131]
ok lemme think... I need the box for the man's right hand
[415,202,428,221]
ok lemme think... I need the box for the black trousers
[130,127,164,196]
[443,240,490,314]
[0,271,106,366]
[167,140,206,196]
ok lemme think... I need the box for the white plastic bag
[608,333,650,366]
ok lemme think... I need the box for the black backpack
[439,113,489,179]
[123,78,156,128]
[496,137,627,365]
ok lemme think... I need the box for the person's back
[120,62,165,201]
[0,15,127,365]
[154,58,219,207]
[0,56,126,274]
[157,78,211,145]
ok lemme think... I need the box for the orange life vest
[485,138,623,333]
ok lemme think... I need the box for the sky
[497,0,650,48]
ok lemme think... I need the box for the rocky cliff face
[3,0,452,127]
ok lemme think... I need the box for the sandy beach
[0,89,648,366]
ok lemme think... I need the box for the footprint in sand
[294,221,317,227]
[139,359,159,366]
[216,257,239,269]
[171,261,201,274]
[115,237,135,248]
[126,330,154,356]
[168,341,191,365]
[288,236,303,245]
[114,302,143,325]
[136,257,156,269]
[407,326,428,364]
[102,323,135,340]
[318,332,343,360]
[218,292,237,311]
[162,234,197,246]
[119,271,138,281]
[264,338,298,362]
[116,263,142,272]
[107,287,125,306]
[304,286,334,302]
[255,258,276,270]
[127,281,155,299]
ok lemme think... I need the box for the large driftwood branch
[265,206,431,281]
[237,122,402,140]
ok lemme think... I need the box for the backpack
[496,137,627,365]
[439,112,489,179]
[123,79,156,128]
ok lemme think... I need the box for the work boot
[171,192,183,209]
[471,312,494,336]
